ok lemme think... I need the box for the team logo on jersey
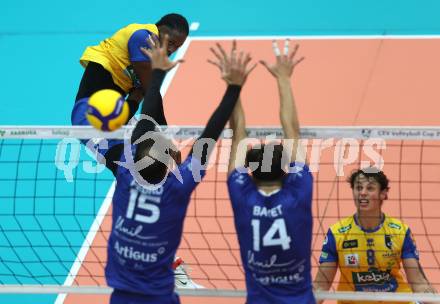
[323,235,328,245]
[235,174,246,185]
[367,238,374,247]
[320,252,329,259]
[382,252,397,259]
[352,269,398,292]
[384,235,393,249]
[342,239,358,249]
[344,253,359,267]
[338,224,352,233]
[388,222,401,230]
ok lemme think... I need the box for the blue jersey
[105,148,205,299]
[227,163,315,304]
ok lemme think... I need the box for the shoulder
[384,215,408,233]
[123,23,159,35]
[227,168,252,187]
[283,163,313,186]
[330,216,355,235]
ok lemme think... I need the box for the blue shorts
[110,289,180,304]
[71,98,123,155]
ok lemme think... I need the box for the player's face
[159,27,187,56]
[352,175,387,213]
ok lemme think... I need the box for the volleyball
[86,89,129,131]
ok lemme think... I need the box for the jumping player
[72,13,189,129]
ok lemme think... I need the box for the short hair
[156,13,189,36]
[347,167,390,191]
[245,142,286,182]
[134,134,176,184]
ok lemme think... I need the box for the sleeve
[284,163,313,188]
[401,228,420,260]
[227,168,253,207]
[319,229,338,264]
[103,143,124,177]
[171,155,207,197]
[131,69,167,144]
[127,29,156,62]
[190,85,242,165]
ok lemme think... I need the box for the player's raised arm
[207,42,249,176]
[191,41,256,166]
[131,34,183,143]
[227,98,247,176]
[261,40,305,163]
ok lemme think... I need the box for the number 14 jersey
[227,163,315,304]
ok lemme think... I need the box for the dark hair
[348,167,390,191]
[245,142,286,182]
[156,13,189,36]
[134,135,176,184]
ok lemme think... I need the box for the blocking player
[223,40,315,303]
[104,35,255,304]
[314,168,438,304]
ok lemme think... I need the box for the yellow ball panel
[86,114,103,130]
[88,89,122,117]
[108,101,129,131]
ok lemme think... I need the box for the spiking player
[314,168,438,304]
[221,40,315,303]
[101,35,255,304]
[72,13,189,130]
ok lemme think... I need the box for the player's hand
[208,40,256,86]
[140,34,184,71]
[260,39,304,79]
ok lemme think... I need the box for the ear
[380,189,388,201]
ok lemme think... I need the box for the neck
[255,180,282,193]
[356,211,383,230]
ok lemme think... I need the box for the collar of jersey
[353,213,385,233]
[258,189,281,196]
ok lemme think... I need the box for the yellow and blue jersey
[80,23,159,93]
[319,215,419,304]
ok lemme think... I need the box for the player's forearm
[230,99,246,139]
[131,69,166,143]
[410,280,437,293]
[140,69,166,120]
[192,85,242,164]
[199,85,242,142]
[278,77,300,139]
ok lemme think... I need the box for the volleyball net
[0,125,439,303]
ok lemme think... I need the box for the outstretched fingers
[283,39,290,56]
[207,59,221,69]
[216,42,229,63]
[272,40,281,57]
[160,34,169,52]
[245,62,258,77]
